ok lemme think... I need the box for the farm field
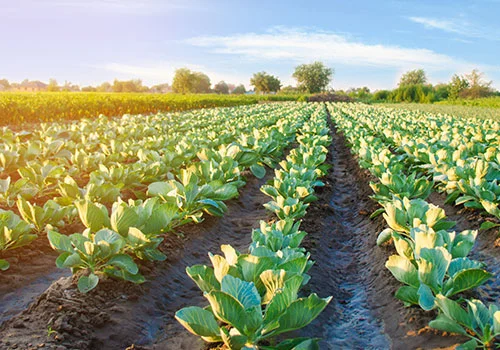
[0,92,305,127]
[438,97,500,109]
[379,102,500,121]
[0,102,499,350]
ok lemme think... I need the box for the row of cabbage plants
[332,103,500,228]
[0,103,306,204]
[328,103,500,349]
[0,103,316,273]
[42,105,318,291]
[175,105,333,349]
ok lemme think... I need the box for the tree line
[0,62,334,95]
[339,69,498,103]
[1,64,497,103]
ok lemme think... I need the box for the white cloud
[185,27,472,71]
[93,27,500,91]
[408,16,499,41]
[408,17,468,35]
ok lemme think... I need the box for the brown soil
[0,235,68,325]
[0,222,84,325]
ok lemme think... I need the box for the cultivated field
[0,92,304,126]
[0,102,499,349]
[380,102,500,121]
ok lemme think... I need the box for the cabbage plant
[18,161,65,196]
[264,196,309,221]
[250,220,307,253]
[382,198,456,234]
[17,197,73,233]
[430,295,500,350]
[385,244,491,310]
[147,170,236,222]
[0,209,36,270]
[176,274,330,349]
[0,177,37,207]
[370,171,433,205]
[48,229,144,293]
[261,177,317,204]
[75,199,168,261]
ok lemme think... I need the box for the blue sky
[2,0,499,90]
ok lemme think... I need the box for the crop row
[334,103,499,228]
[175,105,333,349]
[329,103,500,349]
[0,92,304,126]
[0,103,318,276]
[0,103,307,211]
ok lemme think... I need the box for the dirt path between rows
[0,219,88,325]
[0,172,273,350]
[288,125,464,349]
[0,238,69,325]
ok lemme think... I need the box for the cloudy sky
[2,0,499,90]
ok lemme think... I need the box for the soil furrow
[0,236,71,326]
[292,124,464,349]
[294,126,390,349]
[0,269,70,325]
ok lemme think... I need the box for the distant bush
[387,84,435,103]
[371,90,390,102]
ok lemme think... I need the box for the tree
[172,68,211,94]
[292,62,333,93]
[389,84,435,103]
[96,82,112,92]
[227,83,236,93]
[172,68,193,94]
[448,74,469,100]
[280,85,300,94]
[403,85,417,102]
[250,72,281,94]
[214,81,229,94]
[462,69,493,99]
[0,79,10,90]
[398,69,427,86]
[465,69,490,88]
[47,79,60,92]
[346,87,371,101]
[433,83,450,100]
[150,83,171,93]
[191,72,211,93]
[112,79,145,93]
[61,81,80,92]
[232,84,246,94]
